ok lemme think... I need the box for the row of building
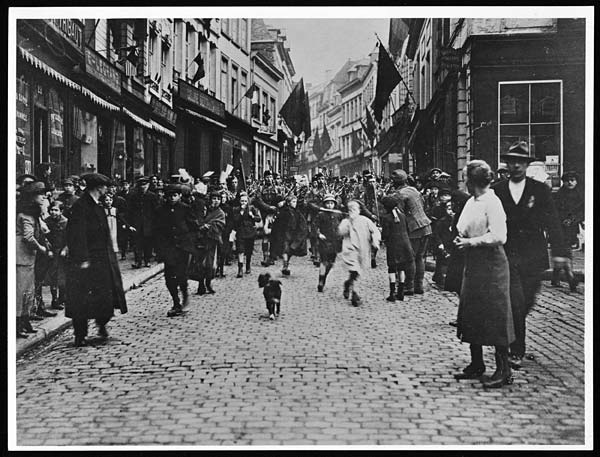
[298,17,585,190]
[15,17,299,184]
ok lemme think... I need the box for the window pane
[531,124,560,161]
[499,124,529,155]
[499,84,529,124]
[531,82,560,123]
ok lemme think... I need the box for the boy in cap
[316,193,344,292]
[154,184,199,316]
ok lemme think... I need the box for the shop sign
[150,95,177,126]
[388,153,402,162]
[44,19,84,53]
[85,47,121,95]
[178,79,225,118]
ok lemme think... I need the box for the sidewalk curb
[16,264,164,358]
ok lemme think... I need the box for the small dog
[258,273,282,320]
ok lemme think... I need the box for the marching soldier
[252,170,285,266]
[304,172,328,266]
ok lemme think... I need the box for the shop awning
[18,46,120,112]
[150,120,176,139]
[184,108,227,129]
[123,107,153,129]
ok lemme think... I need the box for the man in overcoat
[154,184,199,317]
[127,176,159,268]
[492,141,569,368]
[65,173,127,347]
[387,169,432,295]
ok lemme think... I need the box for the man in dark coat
[387,169,432,295]
[65,173,127,347]
[492,141,569,368]
[127,176,159,268]
[154,184,199,317]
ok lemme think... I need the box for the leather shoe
[454,364,486,380]
[167,306,183,317]
[97,325,108,338]
[343,280,351,299]
[74,337,89,347]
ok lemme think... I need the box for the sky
[265,19,390,88]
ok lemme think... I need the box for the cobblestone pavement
[16,245,586,446]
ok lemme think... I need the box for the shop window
[498,81,562,181]
[112,120,126,180]
[48,88,65,184]
[132,126,145,177]
[16,76,31,176]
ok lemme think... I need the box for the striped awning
[150,120,176,138]
[123,107,153,129]
[18,46,120,112]
[184,108,226,129]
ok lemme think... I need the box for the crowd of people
[16,140,584,388]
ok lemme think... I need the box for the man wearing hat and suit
[127,176,159,268]
[305,172,328,266]
[65,173,127,346]
[492,141,569,368]
[387,169,432,295]
[154,184,200,317]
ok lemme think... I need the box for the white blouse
[456,188,507,247]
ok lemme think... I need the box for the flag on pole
[244,82,258,99]
[191,54,205,84]
[279,78,308,137]
[371,41,402,124]
[302,91,312,140]
[312,128,322,160]
[321,124,332,154]
[365,107,376,139]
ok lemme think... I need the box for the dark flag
[243,82,258,98]
[321,124,332,154]
[371,41,402,124]
[279,78,307,137]
[365,107,376,139]
[191,53,205,83]
[302,91,312,139]
[351,129,362,154]
[312,128,322,160]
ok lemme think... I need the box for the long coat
[153,201,199,264]
[316,210,343,259]
[231,204,262,240]
[127,189,158,237]
[380,209,414,268]
[338,215,381,275]
[276,205,309,257]
[65,192,127,320]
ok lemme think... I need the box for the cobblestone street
[16,247,586,446]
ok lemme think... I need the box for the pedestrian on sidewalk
[454,160,515,388]
[551,170,584,290]
[230,192,262,278]
[316,193,343,292]
[127,176,158,269]
[154,184,199,317]
[380,196,414,302]
[16,181,51,338]
[65,173,127,347]
[338,200,381,306]
[387,169,432,295]
[44,200,69,311]
[492,141,570,369]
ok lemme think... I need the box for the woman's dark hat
[500,141,536,163]
[82,173,112,189]
[561,170,579,181]
[165,183,184,194]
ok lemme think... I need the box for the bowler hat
[561,170,579,181]
[136,176,150,185]
[500,141,536,163]
[83,173,112,189]
[21,181,46,195]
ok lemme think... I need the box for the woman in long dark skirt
[453,160,515,388]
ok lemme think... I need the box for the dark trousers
[134,233,154,264]
[164,251,190,305]
[507,256,542,357]
[406,235,430,291]
[72,316,111,339]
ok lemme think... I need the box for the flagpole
[374,33,417,106]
